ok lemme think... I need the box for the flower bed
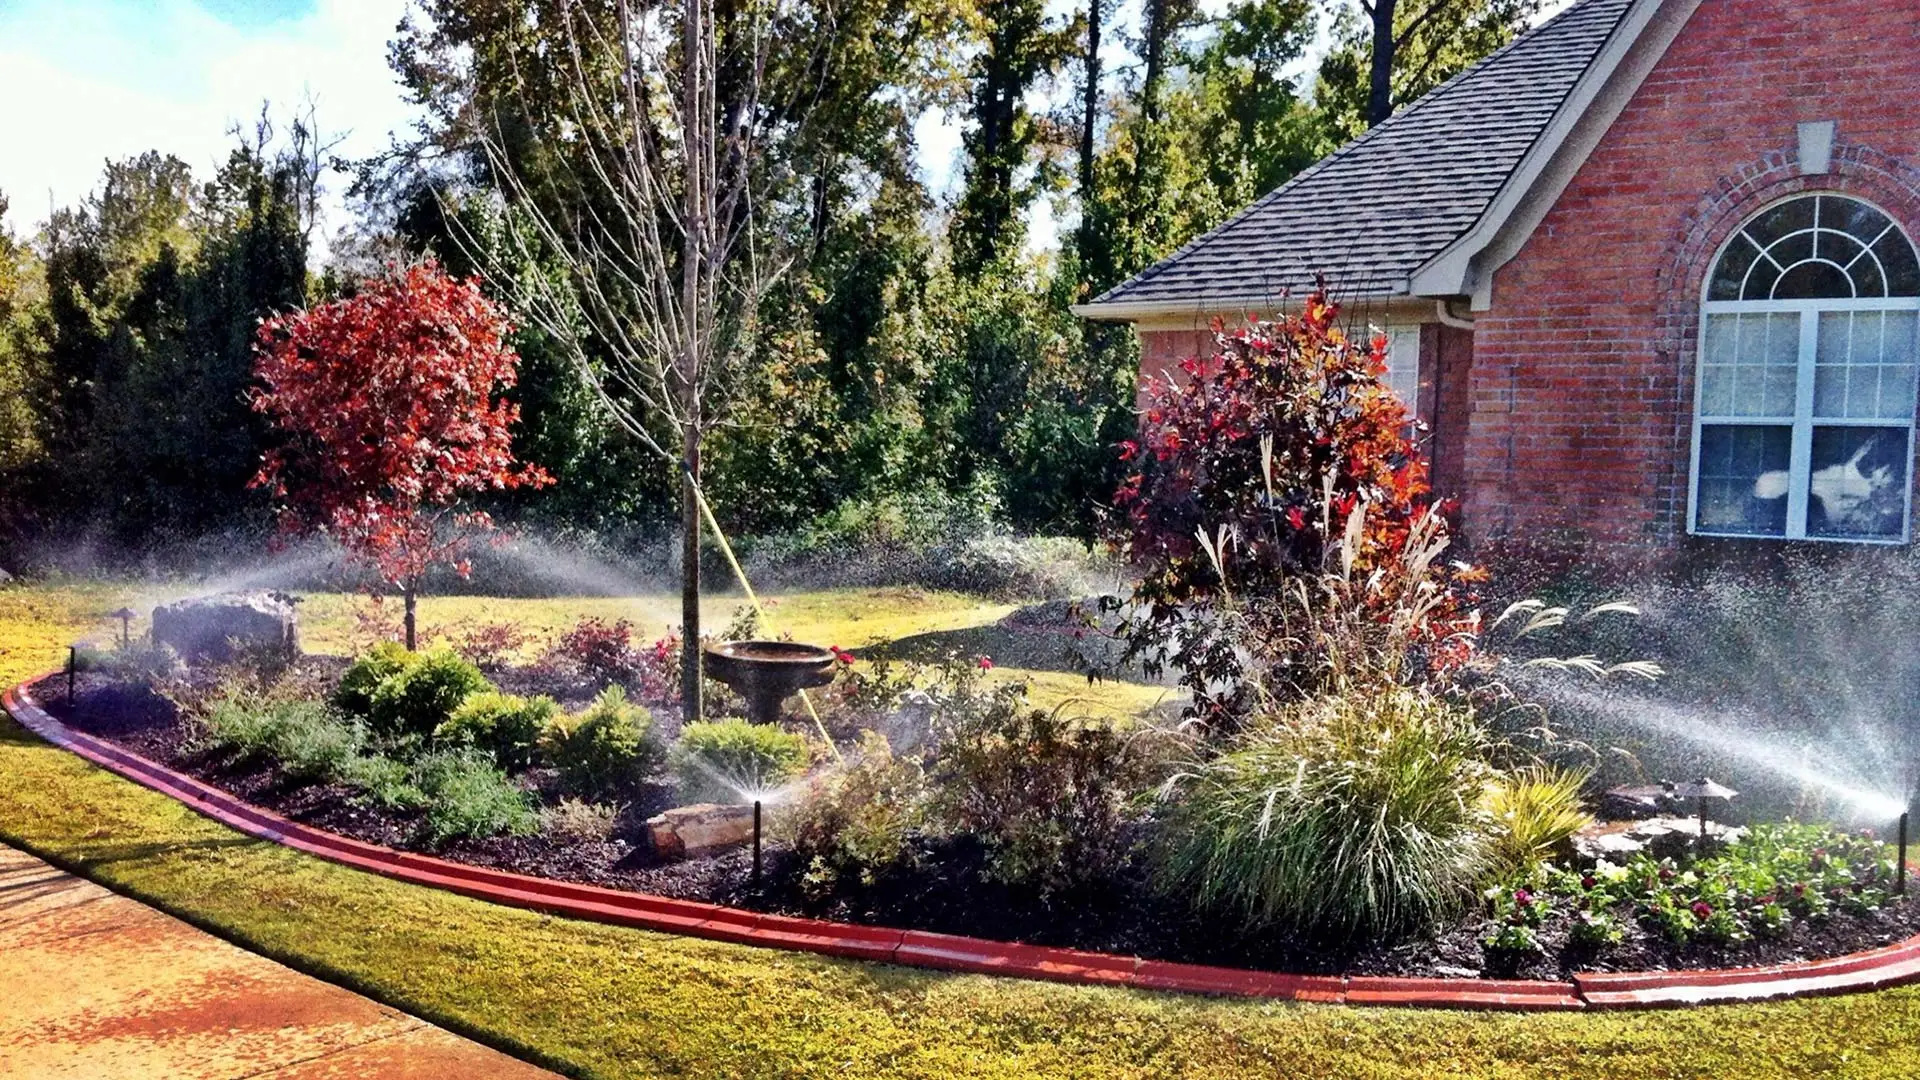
[25,660,1918,986]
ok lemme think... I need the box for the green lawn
[5,580,1920,1079]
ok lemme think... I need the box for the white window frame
[1687,194,1920,545]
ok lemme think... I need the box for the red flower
[1118,440,1139,462]
[977,656,994,671]
[1581,874,1597,890]
[1691,901,1713,920]
[1514,889,1533,908]
[830,646,855,665]
[1286,507,1306,531]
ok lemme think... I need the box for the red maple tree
[251,260,551,648]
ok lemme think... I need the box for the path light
[111,608,135,648]
[1671,777,1737,844]
[66,645,76,707]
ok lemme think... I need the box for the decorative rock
[646,803,755,860]
[0,567,13,586]
[151,591,300,664]
[1573,817,1747,865]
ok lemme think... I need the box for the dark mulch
[30,670,1920,982]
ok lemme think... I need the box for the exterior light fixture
[1670,777,1737,844]
[111,607,136,648]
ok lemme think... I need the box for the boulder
[646,803,756,860]
[151,591,300,665]
[1573,816,1746,865]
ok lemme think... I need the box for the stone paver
[0,843,559,1079]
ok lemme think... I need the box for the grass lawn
[5,581,1920,1079]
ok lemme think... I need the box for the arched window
[1692,194,1920,542]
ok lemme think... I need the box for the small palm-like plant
[1483,765,1593,875]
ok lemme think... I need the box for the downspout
[1434,297,1476,330]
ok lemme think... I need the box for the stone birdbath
[702,640,838,726]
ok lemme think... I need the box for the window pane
[1382,328,1420,407]
[1710,234,1761,301]
[1696,424,1792,536]
[1874,230,1920,296]
[1773,260,1853,299]
[1817,311,1919,420]
[1808,426,1910,540]
[1749,198,1816,247]
[1824,196,1893,248]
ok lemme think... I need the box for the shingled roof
[1078,0,1639,315]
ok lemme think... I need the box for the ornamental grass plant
[1154,684,1497,940]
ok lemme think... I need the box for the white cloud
[0,0,419,258]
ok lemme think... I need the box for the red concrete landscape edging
[8,674,1919,1011]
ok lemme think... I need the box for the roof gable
[1077,0,1648,319]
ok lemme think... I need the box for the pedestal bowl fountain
[702,640,838,726]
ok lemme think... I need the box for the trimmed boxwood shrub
[366,646,491,739]
[670,718,810,804]
[437,691,558,771]
[541,686,663,798]
[333,641,416,720]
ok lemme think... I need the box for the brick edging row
[9,675,1920,1010]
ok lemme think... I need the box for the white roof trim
[1407,0,1701,305]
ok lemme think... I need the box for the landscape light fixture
[1671,777,1737,843]
[66,645,77,707]
[111,607,136,648]
[752,800,764,889]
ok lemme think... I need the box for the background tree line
[0,0,1536,567]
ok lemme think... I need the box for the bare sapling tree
[455,0,815,721]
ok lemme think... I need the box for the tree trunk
[1366,0,1399,129]
[680,0,709,724]
[1079,0,1102,203]
[403,585,417,651]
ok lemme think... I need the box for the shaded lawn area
[5,584,1920,1078]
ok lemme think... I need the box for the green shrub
[437,692,558,771]
[779,731,929,897]
[333,641,417,720]
[271,709,369,782]
[670,719,810,804]
[541,686,663,798]
[1154,686,1495,939]
[340,753,425,809]
[411,749,538,845]
[199,693,365,784]
[924,671,1150,893]
[74,641,182,684]
[366,646,491,738]
[1483,765,1593,876]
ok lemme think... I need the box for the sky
[0,0,1581,258]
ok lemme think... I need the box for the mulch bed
[29,668,1920,982]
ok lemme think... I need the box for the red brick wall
[1466,0,1920,562]
[1140,323,1476,513]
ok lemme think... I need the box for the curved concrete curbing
[8,674,1919,1010]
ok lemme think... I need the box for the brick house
[1074,0,1920,561]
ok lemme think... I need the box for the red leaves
[250,260,552,589]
